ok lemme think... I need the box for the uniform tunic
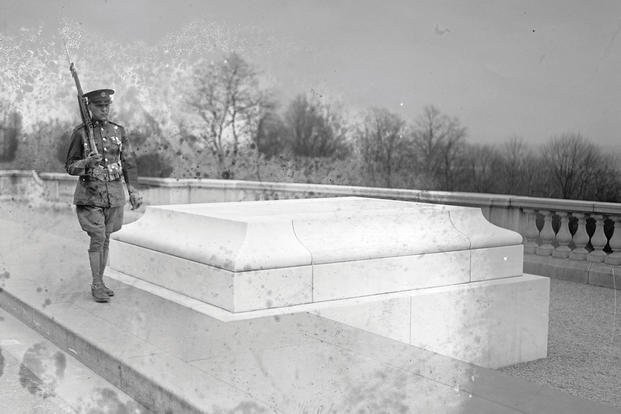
[65,120,138,208]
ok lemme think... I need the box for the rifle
[63,43,98,157]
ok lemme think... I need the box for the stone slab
[111,197,523,311]
[110,240,314,312]
[108,261,549,368]
[189,341,520,413]
[104,268,549,368]
[409,274,549,368]
[525,254,621,289]
[112,201,315,271]
[471,244,524,281]
[587,262,621,289]
[312,250,470,301]
[110,239,235,309]
[314,296,412,344]
[113,197,522,270]
[316,274,550,369]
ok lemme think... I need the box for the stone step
[0,275,266,413]
[106,267,549,369]
[1,269,619,414]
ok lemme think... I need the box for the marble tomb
[109,197,549,368]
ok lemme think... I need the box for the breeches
[76,205,124,252]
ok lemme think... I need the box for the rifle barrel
[63,48,98,156]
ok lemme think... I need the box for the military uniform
[65,88,141,302]
[66,120,137,209]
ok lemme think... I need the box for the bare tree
[590,152,621,202]
[283,94,348,158]
[242,96,281,181]
[251,106,285,158]
[355,108,409,188]
[186,53,268,178]
[0,101,21,162]
[457,143,503,193]
[497,136,544,196]
[411,105,466,191]
[541,132,612,200]
[500,136,527,192]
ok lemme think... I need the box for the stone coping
[3,169,620,214]
[129,177,621,213]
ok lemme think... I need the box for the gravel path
[2,201,621,409]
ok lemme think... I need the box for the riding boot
[100,248,114,297]
[89,251,109,303]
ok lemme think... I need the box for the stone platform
[110,197,549,368]
[0,201,616,413]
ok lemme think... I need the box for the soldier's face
[89,103,110,121]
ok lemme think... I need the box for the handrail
[2,169,619,213]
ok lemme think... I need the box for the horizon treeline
[0,38,619,202]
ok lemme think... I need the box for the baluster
[553,211,572,258]
[605,215,621,265]
[588,214,608,262]
[522,208,539,254]
[536,210,555,256]
[570,213,590,260]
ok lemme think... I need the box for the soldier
[65,88,142,303]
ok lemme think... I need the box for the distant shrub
[0,111,22,162]
[127,129,150,152]
[54,130,72,165]
[136,152,173,178]
[0,129,19,162]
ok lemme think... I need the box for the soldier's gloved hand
[85,153,103,167]
[129,190,143,210]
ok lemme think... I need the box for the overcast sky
[2,0,621,147]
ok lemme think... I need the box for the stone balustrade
[520,204,621,289]
[523,209,616,264]
[1,169,620,289]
